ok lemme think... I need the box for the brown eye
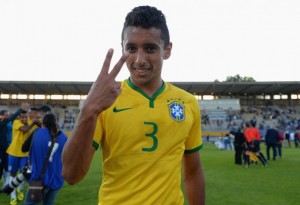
[126,45,136,53]
[145,45,157,53]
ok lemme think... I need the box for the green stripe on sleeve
[92,140,99,150]
[184,144,204,154]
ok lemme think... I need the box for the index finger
[108,52,129,79]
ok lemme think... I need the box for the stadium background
[1,80,300,137]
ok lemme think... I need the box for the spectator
[265,125,279,161]
[285,131,291,148]
[277,128,284,158]
[224,133,233,150]
[232,127,246,165]
[294,131,300,148]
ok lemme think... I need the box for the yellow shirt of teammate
[6,112,39,157]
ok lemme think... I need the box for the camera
[0,165,31,195]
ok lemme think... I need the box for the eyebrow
[125,43,159,47]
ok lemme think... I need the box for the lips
[132,66,151,76]
[136,68,149,74]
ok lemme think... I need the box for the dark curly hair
[121,5,170,48]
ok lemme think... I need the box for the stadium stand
[0,81,300,137]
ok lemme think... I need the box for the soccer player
[0,102,30,189]
[62,5,205,205]
[6,110,39,205]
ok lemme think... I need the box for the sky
[0,0,300,83]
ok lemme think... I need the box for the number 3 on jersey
[142,121,158,152]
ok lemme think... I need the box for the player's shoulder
[165,82,196,99]
[12,119,22,126]
[58,130,68,140]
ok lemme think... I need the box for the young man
[21,105,52,153]
[6,110,39,205]
[38,105,52,118]
[0,103,30,189]
[62,6,205,205]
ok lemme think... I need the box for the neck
[130,78,163,97]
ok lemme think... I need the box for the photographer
[24,113,67,205]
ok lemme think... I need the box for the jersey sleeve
[13,120,23,131]
[184,98,203,154]
[92,114,104,150]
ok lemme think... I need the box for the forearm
[184,168,205,205]
[7,109,22,122]
[183,152,206,205]
[62,48,127,184]
[62,106,99,184]
[20,122,36,133]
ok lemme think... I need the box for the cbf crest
[168,100,185,122]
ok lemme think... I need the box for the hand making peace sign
[83,48,129,114]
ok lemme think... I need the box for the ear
[163,42,172,60]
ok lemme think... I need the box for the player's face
[28,110,40,120]
[19,113,28,124]
[3,111,9,118]
[122,26,172,90]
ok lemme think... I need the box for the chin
[132,76,151,85]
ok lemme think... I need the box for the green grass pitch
[1,143,299,204]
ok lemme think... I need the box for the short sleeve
[184,98,203,154]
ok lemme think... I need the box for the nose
[134,49,146,66]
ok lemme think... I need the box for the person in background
[206,135,210,143]
[6,110,40,205]
[243,122,255,167]
[284,131,291,148]
[265,124,279,161]
[232,127,246,165]
[62,5,205,205]
[243,121,268,167]
[0,103,30,189]
[24,113,68,205]
[38,105,52,118]
[294,131,300,148]
[224,133,233,150]
[276,128,284,158]
[27,108,42,129]
[250,121,268,166]
[22,105,52,153]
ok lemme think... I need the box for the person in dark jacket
[265,125,279,161]
[232,127,246,165]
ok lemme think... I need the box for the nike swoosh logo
[113,106,132,112]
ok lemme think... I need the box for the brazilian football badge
[168,100,185,122]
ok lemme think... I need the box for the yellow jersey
[93,79,203,204]
[7,119,38,157]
